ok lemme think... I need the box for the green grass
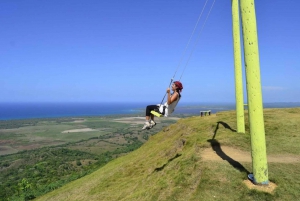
[34,108,300,201]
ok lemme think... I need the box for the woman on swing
[142,81,183,130]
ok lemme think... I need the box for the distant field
[0,116,179,156]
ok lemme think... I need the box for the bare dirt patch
[0,140,15,145]
[0,146,19,156]
[113,117,146,124]
[243,180,277,193]
[201,146,293,193]
[17,144,40,150]
[201,146,300,163]
[61,128,96,133]
[71,118,86,123]
[112,117,180,125]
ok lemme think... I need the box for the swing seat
[151,110,164,117]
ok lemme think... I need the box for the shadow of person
[217,121,237,132]
[207,139,250,174]
[212,121,236,140]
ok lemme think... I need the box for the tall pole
[232,0,245,134]
[240,0,268,184]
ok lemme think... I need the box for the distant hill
[35,108,300,201]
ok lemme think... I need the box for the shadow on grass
[214,121,237,135]
[153,153,182,172]
[207,121,250,174]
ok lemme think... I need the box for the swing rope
[158,0,216,106]
[179,0,216,81]
[172,0,210,80]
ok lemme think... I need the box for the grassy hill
[35,108,300,201]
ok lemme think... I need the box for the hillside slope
[35,108,300,201]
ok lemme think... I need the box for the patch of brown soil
[112,117,180,125]
[0,140,15,145]
[202,146,285,193]
[243,180,277,193]
[201,146,300,163]
[72,118,86,123]
[61,128,96,133]
[17,144,40,150]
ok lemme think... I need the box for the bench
[200,110,211,117]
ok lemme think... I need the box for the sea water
[0,102,146,120]
[0,102,299,120]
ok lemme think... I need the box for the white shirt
[158,92,181,117]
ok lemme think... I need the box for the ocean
[0,102,300,120]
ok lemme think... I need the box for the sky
[1,0,299,104]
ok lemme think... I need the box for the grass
[34,108,300,201]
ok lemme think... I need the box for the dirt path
[201,146,300,163]
[201,146,300,193]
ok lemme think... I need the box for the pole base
[248,173,269,185]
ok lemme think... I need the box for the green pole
[232,0,245,134]
[240,0,268,184]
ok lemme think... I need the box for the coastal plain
[0,116,179,156]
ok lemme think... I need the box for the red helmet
[174,81,183,92]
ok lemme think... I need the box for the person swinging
[142,81,183,130]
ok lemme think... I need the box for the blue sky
[1,0,299,103]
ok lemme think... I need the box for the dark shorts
[146,105,159,116]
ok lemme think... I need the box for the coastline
[0,102,300,121]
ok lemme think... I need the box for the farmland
[0,115,180,200]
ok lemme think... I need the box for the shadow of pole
[208,122,250,174]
